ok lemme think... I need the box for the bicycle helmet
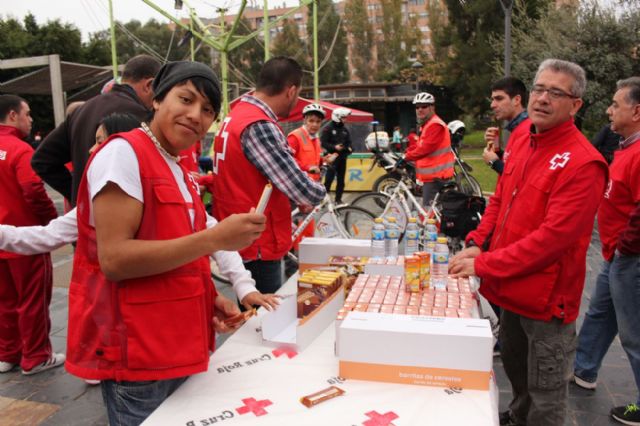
[447,120,466,135]
[331,107,352,123]
[302,103,325,119]
[412,92,435,105]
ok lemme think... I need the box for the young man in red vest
[482,77,530,177]
[403,92,454,206]
[450,59,608,425]
[573,77,640,426]
[67,61,267,424]
[0,95,62,376]
[212,57,326,295]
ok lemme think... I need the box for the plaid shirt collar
[620,130,640,149]
[240,94,278,122]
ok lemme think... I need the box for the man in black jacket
[321,107,352,204]
[32,55,161,205]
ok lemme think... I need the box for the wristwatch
[488,159,496,168]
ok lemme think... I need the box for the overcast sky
[2,0,298,41]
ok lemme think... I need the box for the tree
[344,0,375,82]
[271,18,308,68]
[226,16,264,89]
[501,0,640,134]
[376,0,408,80]
[307,0,348,84]
[429,0,551,115]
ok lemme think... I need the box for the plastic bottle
[371,218,386,258]
[431,237,449,289]
[405,218,419,256]
[425,219,438,244]
[385,217,400,258]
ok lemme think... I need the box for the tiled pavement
[0,207,636,425]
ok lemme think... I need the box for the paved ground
[0,190,636,425]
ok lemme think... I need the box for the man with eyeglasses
[403,92,454,206]
[573,77,640,426]
[450,59,608,425]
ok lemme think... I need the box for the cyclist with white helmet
[287,103,325,181]
[404,92,455,206]
[321,107,353,204]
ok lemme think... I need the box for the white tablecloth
[143,276,499,426]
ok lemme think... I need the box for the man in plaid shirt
[212,57,325,296]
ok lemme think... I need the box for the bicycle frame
[291,195,352,241]
[380,180,441,229]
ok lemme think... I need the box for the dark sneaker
[611,403,640,425]
[574,373,597,390]
[22,353,65,376]
[493,342,501,357]
[499,410,517,426]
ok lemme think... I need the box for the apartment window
[294,13,303,20]
[420,26,429,32]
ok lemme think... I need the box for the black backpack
[439,190,486,239]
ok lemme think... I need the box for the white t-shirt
[87,137,195,226]
[84,137,258,301]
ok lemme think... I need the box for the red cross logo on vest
[272,346,298,359]
[363,410,399,426]
[549,152,571,170]
[235,397,272,417]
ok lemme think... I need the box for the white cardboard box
[261,283,344,352]
[337,311,493,390]
[298,238,371,271]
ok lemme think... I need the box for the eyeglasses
[531,85,578,100]
[415,105,432,110]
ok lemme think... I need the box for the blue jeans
[101,376,188,425]
[574,254,640,404]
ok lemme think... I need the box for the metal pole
[108,0,118,79]
[499,0,512,77]
[313,0,319,101]
[190,8,195,61]
[219,8,230,115]
[264,0,270,61]
[48,55,65,126]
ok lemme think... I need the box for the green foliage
[499,0,640,134]
[307,0,348,84]
[344,0,375,82]
[272,18,308,68]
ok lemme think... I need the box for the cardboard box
[337,311,493,390]
[298,238,372,272]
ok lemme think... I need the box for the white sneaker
[0,361,16,373]
[84,379,101,385]
[22,353,65,376]
[574,374,597,390]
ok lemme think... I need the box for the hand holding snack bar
[213,294,243,333]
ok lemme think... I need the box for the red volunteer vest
[415,115,455,182]
[66,129,216,381]
[288,127,322,181]
[478,120,607,322]
[211,100,291,261]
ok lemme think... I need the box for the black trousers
[324,158,347,203]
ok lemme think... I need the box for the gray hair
[616,77,640,105]
[534,59,587,98]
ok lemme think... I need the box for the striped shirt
[239,95,326,206]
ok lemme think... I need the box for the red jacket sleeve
[475,161,607,279]
[618,203,640,256]
[15,148,58,225]
[404,124,446,162]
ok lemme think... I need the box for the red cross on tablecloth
[235,397,272,417]
[363,410,399,426]
[272,346,298,359]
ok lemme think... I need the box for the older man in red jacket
[450,59,608,425]
[0,95,62,375]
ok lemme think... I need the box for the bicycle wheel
[335,205,375,239]
[351,192,391,216]
[455,172,483,197]
[350,192,409,233]
[373,173,401,195]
